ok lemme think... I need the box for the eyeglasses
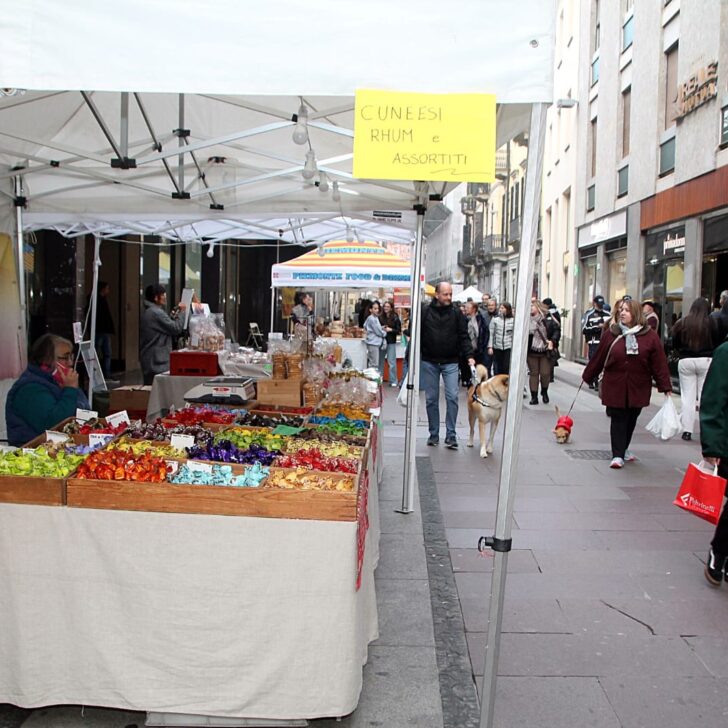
[56,353,74,362]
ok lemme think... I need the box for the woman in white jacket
[488,302,515,375]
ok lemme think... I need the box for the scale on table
[183,376,256,405]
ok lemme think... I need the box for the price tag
[76,408,98,422]
[166,460,180,475]
[170,434,195,451]
[368,407,381,417]
[23,448,36,455]
[189,461,213,474]
[89,433,114,448]
[106,410,131,428]
[46,431,70,444]
[72,322,83,344]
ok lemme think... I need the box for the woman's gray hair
[29,334,73,367]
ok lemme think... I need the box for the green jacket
[700,339,728,459]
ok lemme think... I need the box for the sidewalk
[3,363,727,728]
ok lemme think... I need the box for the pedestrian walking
[698,337,728,586]
[582,297,672,469]
[364,301,389,370]
[542,297,561,382]
[420,282,474,449]
[582,295,611,389]
[671,297,724,441]
[542,297,561,325]
[379,300,401,387]
[488,301,514,375]
[527,301,560,405]
[462,300,489,385]
[642,300,660,332]
[710,290,728,340]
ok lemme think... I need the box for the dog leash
[565,380,584,417]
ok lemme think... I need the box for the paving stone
[532,549,703,575]
[683,637,728,677]
[514,511,666,531]
[378,504,425,535]
[470,633,709,678]
[375,533,428,580]
[650,513,716,532]
[373,578,435,647]
[516,484,631,500]
[598,676,728,728]
[491,676,622,728]
[512,497,579,513]
[458,595,573,634]
[449,548,540,574]
[592,530,712,551]
[442,511,512,529]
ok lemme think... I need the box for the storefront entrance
[702,214,728,310]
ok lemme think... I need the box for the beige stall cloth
[0,502,379,720]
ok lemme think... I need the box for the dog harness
[471,385,504,409]
[555,415,573,434]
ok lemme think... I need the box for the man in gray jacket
[140,284,187,384]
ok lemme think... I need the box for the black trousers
[606,406,642,458]
[711,459,728,555]
[493,348,511,375]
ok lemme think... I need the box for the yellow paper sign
[353,89,495,183]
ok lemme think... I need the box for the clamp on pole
[478,536,512,553]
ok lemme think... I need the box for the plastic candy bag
[645,395,681,441]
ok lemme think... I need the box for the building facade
[572,0,728,360]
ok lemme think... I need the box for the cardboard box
[109,386,152,415]
[255,378,301,407]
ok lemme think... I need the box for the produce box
[109,385,152,419]
[0,474,66,506]
[169,350,220,376]
[66,463,358,521]
[255,378,301,407]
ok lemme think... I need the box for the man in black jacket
[582,295,611,389]
[421,282,474,449]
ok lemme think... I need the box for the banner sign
[353,89,496,183]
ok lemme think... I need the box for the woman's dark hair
[501,302,513,318]
[29,333,71,367]
[673,297,712,351]
[369,301,381,314]
[145,284,166,302]
[294,291,311,306]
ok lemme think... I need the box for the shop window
[587,184,596,212]
[622,88,631,157]
[608,255,628,304]
[622,15,634,51]
[617,166,629,197]
[721,106,728,148]
[591,57,600,86]
[659,137,675,176]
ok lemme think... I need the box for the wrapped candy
[125,421,213,446]
[267,468,355,492]
[74,449,169,482]
[169,462,268,487]
[283,437,362,459]
[214,427,285,452]
[164,407,236,426]
[187,440,278,466]
[235,412,306,428]
[0,448,85,478]
[308,414,369,434]
[113,437,186,459]
[274,450,358,473]
[62,417,129,436]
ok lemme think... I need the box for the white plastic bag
[397,378,409,408]
[645,395,681,440]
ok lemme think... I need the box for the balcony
[476,234,510,263]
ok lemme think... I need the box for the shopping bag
[397,378,409,408]
[673,461,726,525]
[645,395,682,440]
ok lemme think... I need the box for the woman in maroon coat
[583,298,673,469]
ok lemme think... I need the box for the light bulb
[206,243,215,258]
[345,226,354,243]
[302,149,317,180]
[292,103,309,145]
[332,180,341,202]
[318,172,329,192]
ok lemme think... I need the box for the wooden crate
[66,463,357,521]
[255,379,301,407]
[0,474,66,506]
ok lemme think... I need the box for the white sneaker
[624,451,637,462]
[390,382,398,387]
[610,457,625,469]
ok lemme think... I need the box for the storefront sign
[663,232,686,255]
[676,61,718,119]
[578,210,627,248]
[353,89,496,182]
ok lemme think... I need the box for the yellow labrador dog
[467,366,510,458]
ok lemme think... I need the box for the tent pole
[14,175,28,365]
[270,287,275,333]
[479,102,548,728]
[88,235,101,405]
[398,197,426,514]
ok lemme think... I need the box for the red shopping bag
[673,462,727,525]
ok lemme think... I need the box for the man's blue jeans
[421,360,459,442]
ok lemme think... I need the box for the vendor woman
[5,334,90,446]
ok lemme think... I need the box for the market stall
[0,371,383,721]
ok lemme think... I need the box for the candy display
[215,427,286,452]
[164,407,236,426]
[294,428,366,445]
[113,437,186,459]
[254,405,312,416]
[0,448,85,478]
[169,462,269,487]
[274,450,358,474]
[267,468,355,492]
[73,449,169,482]
[283,437,362,459]
[126,421,213,445]
[61,418,129,436]
[188,440,278,466]
[308,414,369,434]
[315,403,371,421]
[237,412,306,428]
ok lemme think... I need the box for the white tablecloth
[0,480,380,720]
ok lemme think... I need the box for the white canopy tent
[454,285,484,303]
[0,2,555,726]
